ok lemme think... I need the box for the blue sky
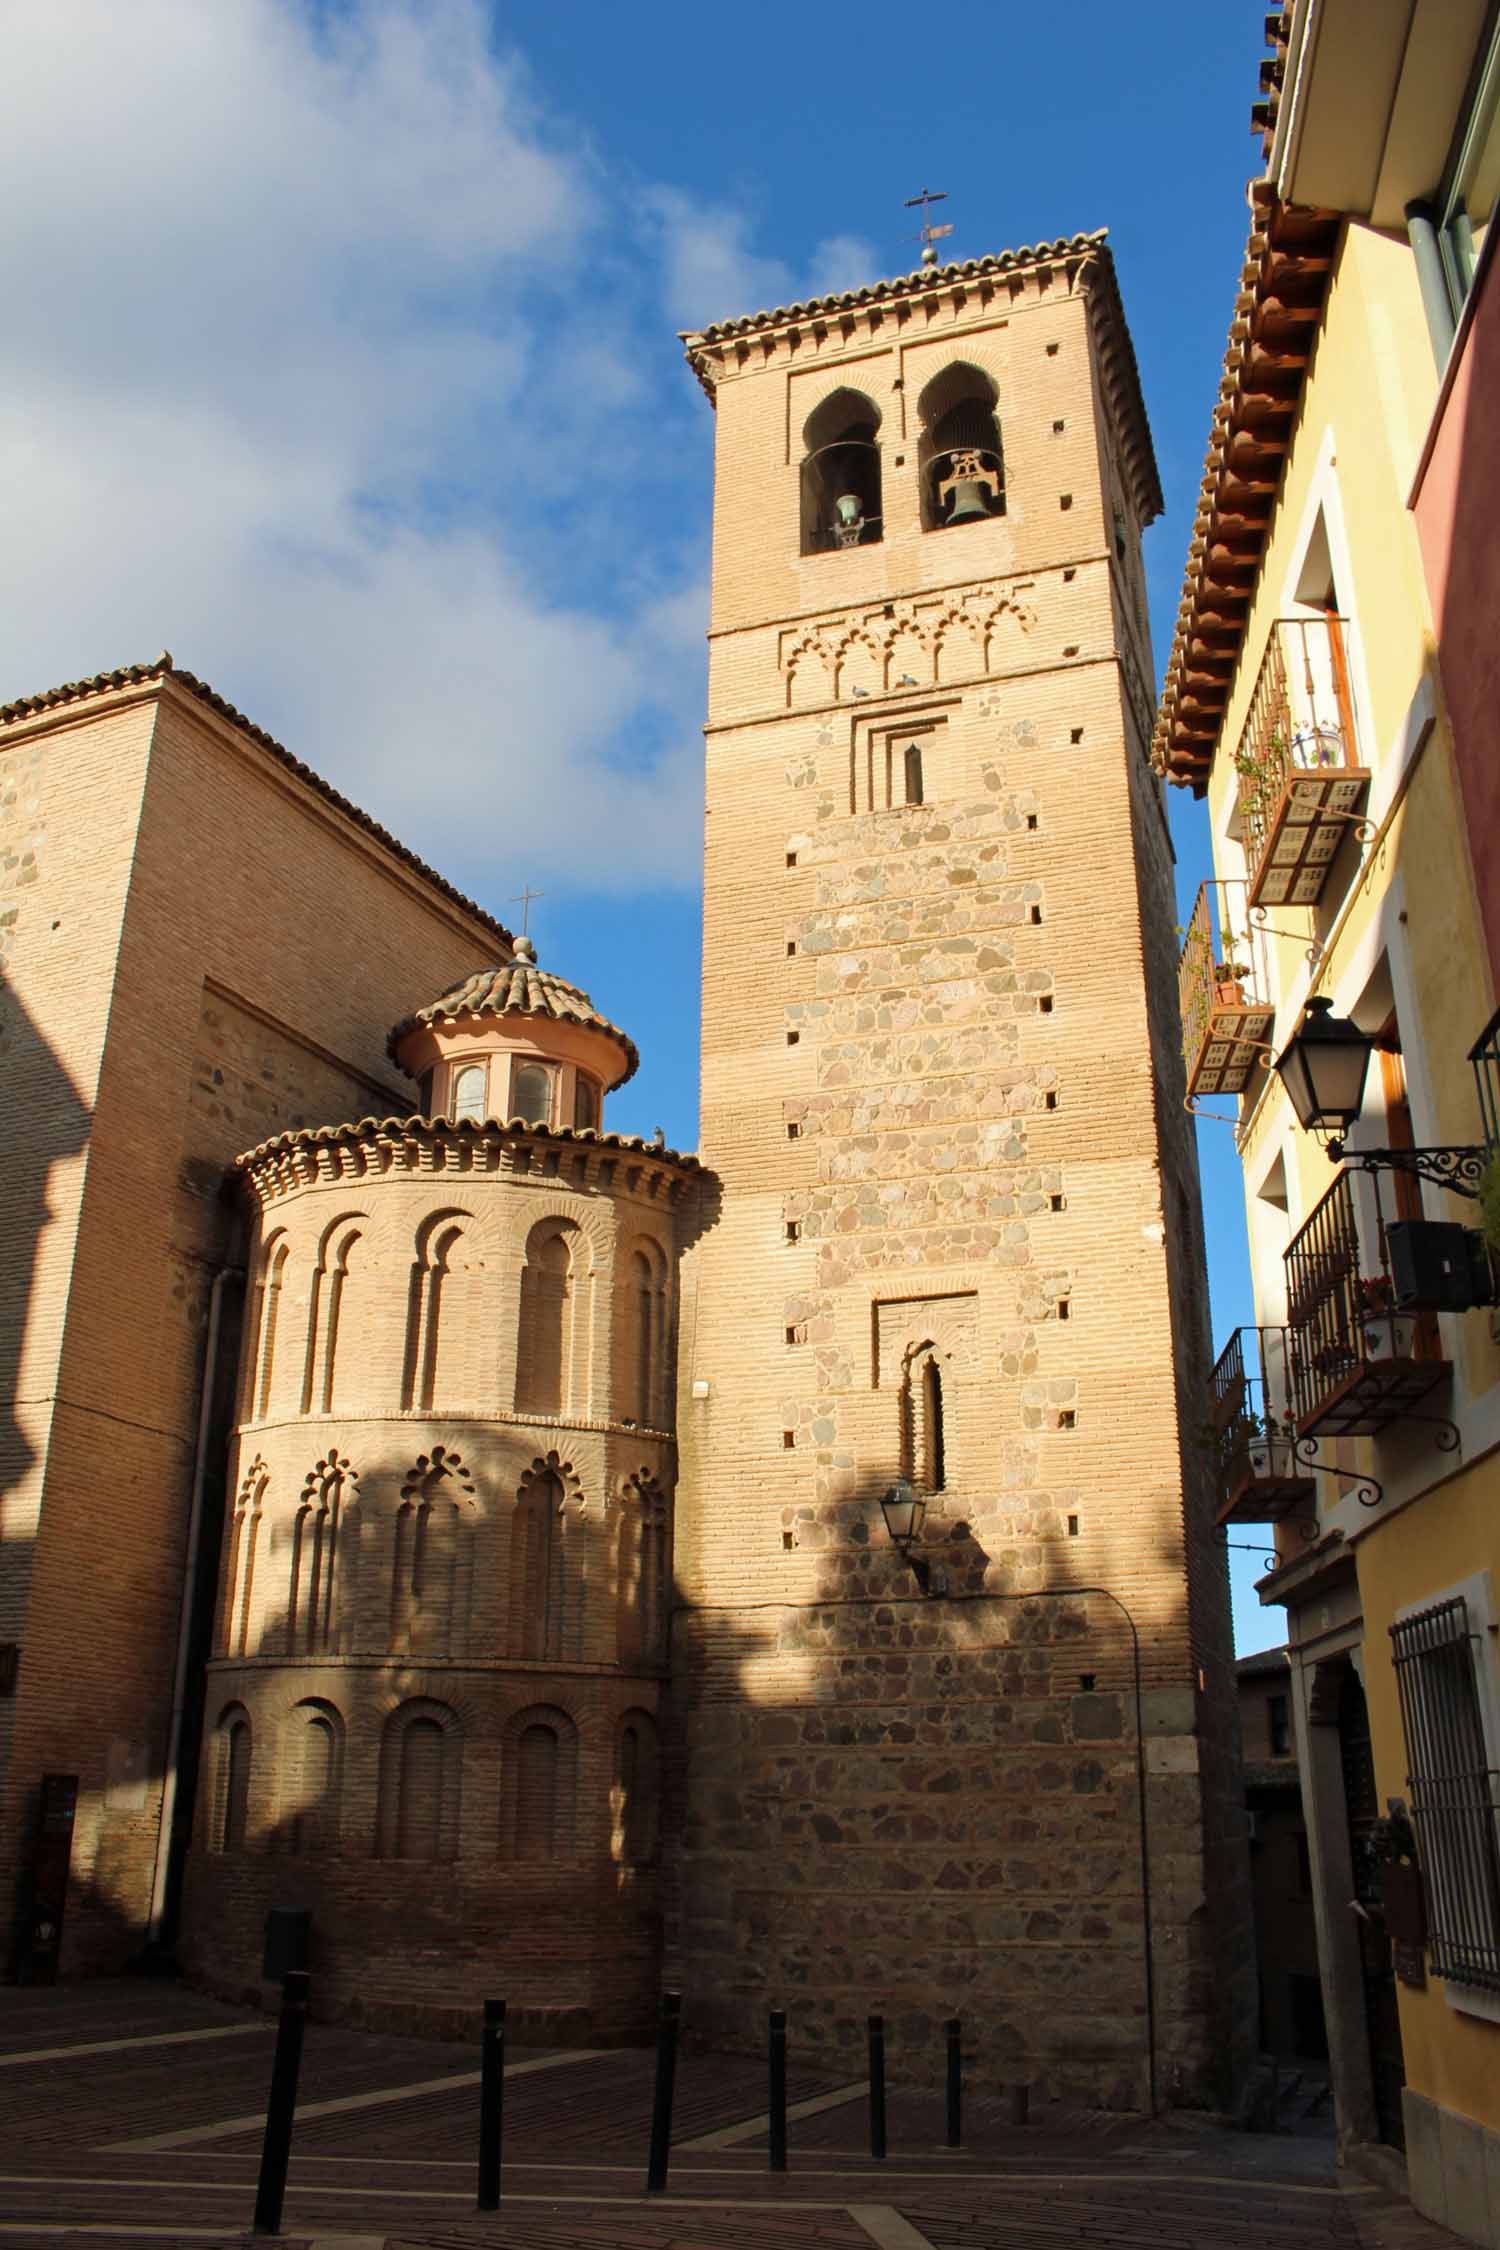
[2,0,1274,1646]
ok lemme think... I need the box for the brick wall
[0,678,515,1971]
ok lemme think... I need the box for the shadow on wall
[660,1472,1182,2111]
[0,969,92,1966]
[179,1409,691,2042]
[0,968,91,1562]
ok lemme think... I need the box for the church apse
[179,943,715,2041]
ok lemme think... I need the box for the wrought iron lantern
[878,1479,937,1591]
[1273,995,1375,1147]
[1275,995,1489,1207]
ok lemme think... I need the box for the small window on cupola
[512,1062,553,1127]
[451,1063,486,1124]
[574,1076,600,1131]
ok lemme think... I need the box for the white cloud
[0,0,705,892]
[0,3,879,899]
[646,189,879,332]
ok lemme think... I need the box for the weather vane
[905,186,953,268]
[509,885,544,936]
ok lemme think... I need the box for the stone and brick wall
[671,247,1254,2105]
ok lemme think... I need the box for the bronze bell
[944,479,992,524]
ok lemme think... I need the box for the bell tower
[672,235,1253,2106]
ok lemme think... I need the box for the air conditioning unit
[1387,1220,1496,1313]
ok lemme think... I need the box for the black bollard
[253,1969,309,2236]
[768,2008,788,2173]
[1008,2081,1030,2127]
[868,2014,887,2160]
[476,1998,506,2211]
[645,1988,682,2194]
[945,2017,962,2150]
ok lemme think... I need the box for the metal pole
[1405,201,1457,368]
[476,1998,505,2210]
[768,2008,788,2172]
[867,2014,887,2160]
[253,1969,308,2235]
[945,2017,962,2149]
[645,1988,681,2194]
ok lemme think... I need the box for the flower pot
[1214,978,1247,1009]
[1362,1313,1415,1360]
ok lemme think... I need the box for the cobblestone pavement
[0,1983,1466,2250]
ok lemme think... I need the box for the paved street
[0,1982,1461,2250]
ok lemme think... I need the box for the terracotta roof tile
[387,938,639,1088]
[1151,187,1341,792]
[236,1111,704,1178]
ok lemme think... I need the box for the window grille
[1390,1595,1500,1989]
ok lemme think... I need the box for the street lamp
[879,1480,938,1593]
[1272,995,1375,1149]
[1273,994,1487,1194]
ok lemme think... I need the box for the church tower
[673,235,1253,2106]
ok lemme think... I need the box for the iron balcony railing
[1235,616,1369,910]
[1285,1169,1449,1437]
[1469,1006,1500,1156]
[1178,880,1275,1106]
[1207,1325,1314,1526]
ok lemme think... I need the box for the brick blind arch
[213,1705,252,1851]
[502,1703,578,1860]
[613,1709,659,1866]
[516,1218,579,1416]
[279,1699,342,1855]
[376,1697,461,1861]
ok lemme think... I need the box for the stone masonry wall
[672,252,1251,2105]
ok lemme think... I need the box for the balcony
[1235,617,1369,909]
[1178,880,1275,1105]
[1285,1169,1450,1437]
[1208,1326,1316,1526]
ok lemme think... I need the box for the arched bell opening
[800,388,882,554]
[917,363,1004,531]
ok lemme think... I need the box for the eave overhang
[1151,183,1342,794]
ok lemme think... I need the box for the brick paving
[0,1983,1469,2250]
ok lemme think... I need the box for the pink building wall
[1413,232,1500,992]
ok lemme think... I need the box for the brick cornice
[237,1112,711,1207]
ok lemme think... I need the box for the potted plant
[1213,960,1250,1007]
[1356,1274,1414,1360]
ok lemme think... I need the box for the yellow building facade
[1156,6,1500,2237]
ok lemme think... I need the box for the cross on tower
[509,885,544,936]
[904,186,953,268]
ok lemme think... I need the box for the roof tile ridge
[0,651,515,949]
[235,1110,708,1175]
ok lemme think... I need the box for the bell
[945,479,992,525]
[831,491,865,548]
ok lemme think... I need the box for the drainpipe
[1405,201,1456,369]
[145,1263,244,1952]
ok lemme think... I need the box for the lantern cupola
[388,936,638,1131]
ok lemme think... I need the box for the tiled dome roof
[387,937,638,1086]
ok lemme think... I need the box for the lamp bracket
[1324,1143,1487,1198]
[1399,1409,1462,1455]
[1292,1435,1383,1510]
